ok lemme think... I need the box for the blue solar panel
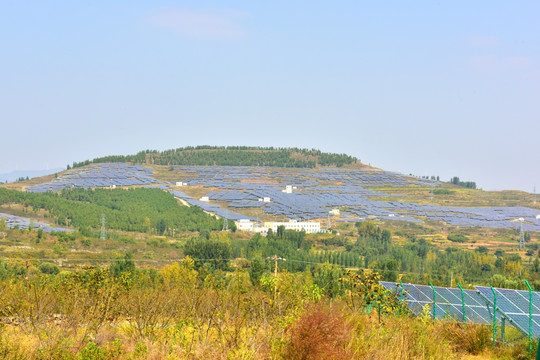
[24,163,540,231]
[0,212,73,233]
[381,282,494,324]
[475,286,540,338]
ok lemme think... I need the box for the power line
[0,256,510,284]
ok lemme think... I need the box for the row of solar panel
[0,212,73,233]
[380,281,540,338]
[27,164,158,193]
[23,163,540,231]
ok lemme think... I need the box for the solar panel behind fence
[380,282,493,324]
[475,286,540,338]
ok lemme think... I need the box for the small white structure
[282,185,293,194]
[329,208,340,215]
[264,220,321,234]
[537,215,540,220]
[253,226,268,234]
[200,196,209,202]
[263,197,271,202]
[175,181,187,187]
[110,184,117,189]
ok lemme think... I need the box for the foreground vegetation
[0,255,535,360]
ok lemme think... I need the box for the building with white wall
[235,219,254,232]
[282,185,293,193]
[264,220,321,233]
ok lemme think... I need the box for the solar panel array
[175,166,540,230]
[475,286,540,338]
[22,164,540,231]
[380,281,495,324]
[381,281,540,339]
[0,212,73,233]
[171,191,260,221]
[26,163,157,192]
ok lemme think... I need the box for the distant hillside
[71,146,360,169]
[0,168,63,183]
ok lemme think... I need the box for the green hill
[71,146,360,169]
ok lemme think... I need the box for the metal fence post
[399,280,404,315]
[457,283,465,323]
[430,282,436,320]
[491,286,497,348]
[526,280,533,354]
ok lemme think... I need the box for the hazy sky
[1,1,539,191]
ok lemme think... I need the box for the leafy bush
[442,323,491,355]
[447,234,468,243]
[433,189,455,195]
[39,263,59,275]
[283,303,352,360]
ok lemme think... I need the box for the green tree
[249,257,266,286]
[156,218,167,235]
[184,235,232,270]
[39,262,59,275]
[110,253,136,278]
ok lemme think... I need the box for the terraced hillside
[5,161,539,236]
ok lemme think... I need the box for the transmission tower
[222,216,229,231]
[430,181,434,201]
[100,213,106,240]
[534,185,537,205]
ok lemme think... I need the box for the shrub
[433,189,455,195]
[283,303,352,360]
[447,234,468,243]
[39,263,59,275]
[441,322,491,355]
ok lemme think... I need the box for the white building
[175,181,187,186]
[235,219,254,232]
[329,208,340,215]
[282,185,293,193]
[200,196,209,202]
[264,220,321,234]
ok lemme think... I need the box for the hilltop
[70,146,367,169]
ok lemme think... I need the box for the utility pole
[327,212,331,231]
[267,255,286,303]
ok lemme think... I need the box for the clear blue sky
[1,1,539,191]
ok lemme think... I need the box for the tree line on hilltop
[70,146,359,169]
